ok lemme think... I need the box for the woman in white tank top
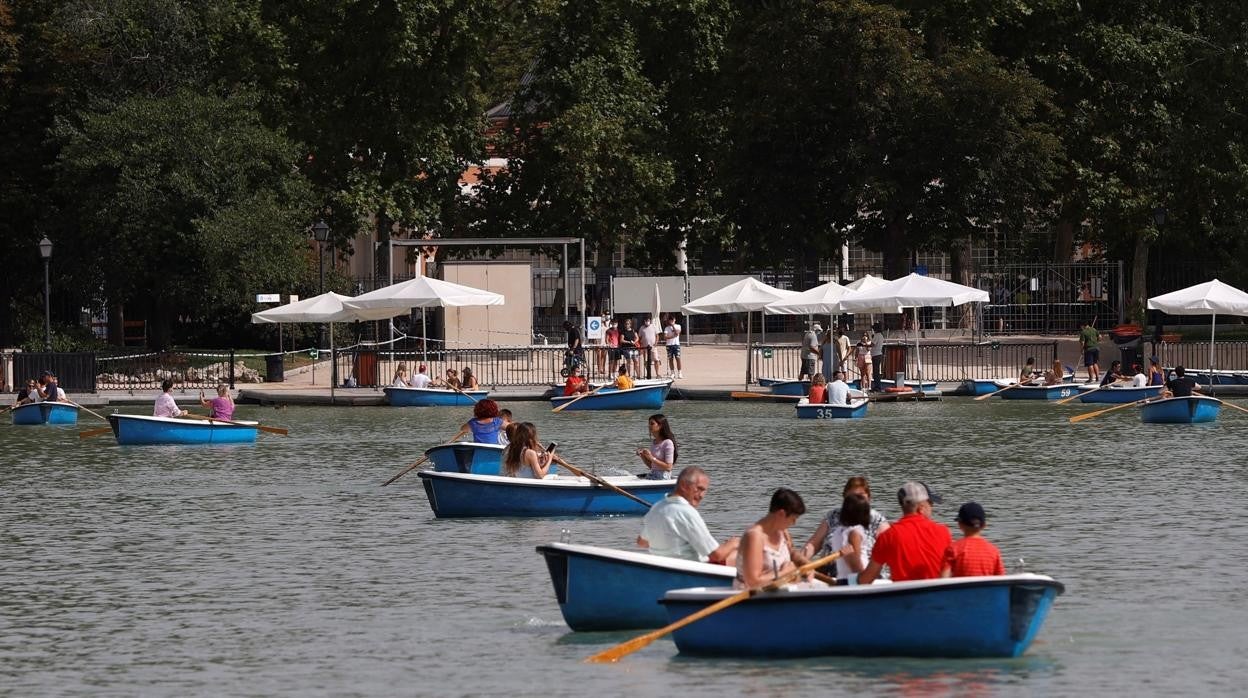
[735,488,807,589]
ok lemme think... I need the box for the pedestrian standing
[664,314,683,379]
[870,322,885,391]
[799,323,821,381]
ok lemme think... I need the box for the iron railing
[1150,340,1248,374]
[750,342,1062,383]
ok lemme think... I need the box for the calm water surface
[3,397,1248,695]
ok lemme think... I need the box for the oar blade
[584,630,666,664]
[78,427,112,439]
[257,425,289,436]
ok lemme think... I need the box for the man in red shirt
[858,481,952,583]
[941,502,1006,577]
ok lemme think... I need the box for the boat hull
[879,379,939,392]
[1140,396,1222,424]
[108,414,258,445]
[384,387,489,407]
[416,471,674,517]
[761,379,809,396]
[1078,385,1164,403]
[663,575,1064,658]
[997,383,1083,400]
[12,402,79,425]
[794,400,869,419]
[425,442,507,475]
[536,542,735,631]
[549,383,670,411]
[961,379,1014,396]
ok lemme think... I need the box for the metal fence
[332,345,641,389]
[1150,340,1248,374]
[94,351,253,392]
[749,341,1061,383]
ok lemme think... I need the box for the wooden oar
[1055,379,1129,405]
[585,550,843,663]
[79,426,113,439]
[1069,397,1154,424]
[551,455,652,510]
[552,384,605,413]
[381,428,468,486]
[1219,400,1248,416]
[68,401,111,423]
[449,383,480,403]
[183,413,289,436]
[974,381,1022,401]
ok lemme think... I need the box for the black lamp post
[312,220,330,349]
[38,236,53,352]
[1153,207,1168,227]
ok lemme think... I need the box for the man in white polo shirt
[663,314,683,379]
[637,466,738,564]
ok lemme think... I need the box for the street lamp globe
[312,220,330,243]
[39,236,53,259]
[1152,207,1168,227]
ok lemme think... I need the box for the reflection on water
[4,398,1248,695]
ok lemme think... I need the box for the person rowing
[1162,365,1200,398]
[637,466,739,566]
[154,379,190,418]
[198,384,235,420]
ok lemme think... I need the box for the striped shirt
[944,536,1005,577]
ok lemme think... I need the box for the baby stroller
[560,348,587,377]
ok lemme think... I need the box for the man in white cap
[800,323,822,381]
[857,481,952,583]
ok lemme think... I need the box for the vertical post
[562,243,569,323]
[318,244,325,352]
[228,349,236,389]
[42,257,52,352]
[1116,260,1125,325]
[579,238,586,338]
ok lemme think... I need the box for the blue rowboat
[11,402,79,425]
[107,414,258,445]
[1077,384,1164,403]
[384,386,489,407]
[536,542,734,631]
[662,574,1064,658]
[960,378,1015,396]
[549,382,670,411]
[794,398,869,419]
[878,379,939,393]
[996,382,1084,400]
[1140,395,1222,424]
[416,471,674,517]
[758,378,810,396]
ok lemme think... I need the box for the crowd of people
[389,363,480,391]
[638,470,1006,587]
[11,370,67,407]
[572,313,684,382]
[799,322,887,398]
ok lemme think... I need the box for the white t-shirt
[1132,373,1148,387]
[664,323,681,346]
[410,373,431,389]
[871,331,885,357]
[640,495,718,561]
[640,324,658,348]
[827,380,850,405]
[831,524,867,580]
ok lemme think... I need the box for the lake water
[4,398,1247,695]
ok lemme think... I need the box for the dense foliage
[2,0,1246,347]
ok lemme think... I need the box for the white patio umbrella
[838,273,989,392]
[252,292,364,400]
[844,274,890,292]
[343,276,505,317]
[1148,279,1248,384]
[681,277,797,387]
[765,280,857,380]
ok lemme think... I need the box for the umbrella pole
[330,322,336,405]
[422,308,428,364]
[914,307,923,395]
[1209,312,1217,386]
[745,313,752,390]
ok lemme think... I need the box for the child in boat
[807,373,827,403]
[941,502,1005,577]
[614,364,634,390]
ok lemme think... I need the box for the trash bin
[354,350,378,387]
[883,345,908,379]
[1118,337,1142,371]
[265,354,284,383]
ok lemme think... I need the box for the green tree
[55,89,314,348]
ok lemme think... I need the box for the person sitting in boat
[501,422,553,479]
[807,373,827,404]
[198,384,235,420]
[410,364,432,389]
[1042,359,1064,385]
[1163,365,1200,398]
[1129,363,1148,387]
[153,379,189,418]
[636,413,677,480]
[439,368,461,390]
[614,364,634,390]
[825,370,851,405]
[14,378,39,406]
[1019,357,1041,385]
[802,476,891,579]
[819,493,873,584]
[499,409,513,446]
[391,363,411,387]
[37,371,66,402]
[1147,356,1165,386]
[458,398,505,445]
[562,365,589,396]
[1100,360,1125,386]
[461,366,479,390]
[637,465,740,566]
[734,488,809,589]
[858,481,952,584]
[941,501,1004,577]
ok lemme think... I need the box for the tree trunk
[1053,217,1075,263]
[1129,230,1150,326]
[881,217,909,279]
[950,237,974,329]
[375,210,392,283]
[107,303,125,346]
